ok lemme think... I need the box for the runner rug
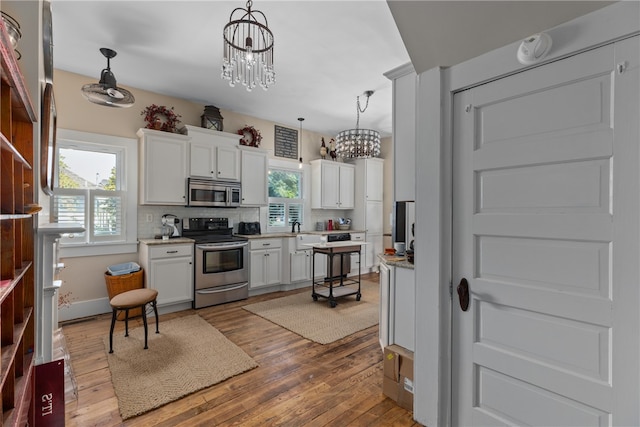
[242,280,379,344]
[103,314,258,420]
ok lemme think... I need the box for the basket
[337,224,351,230]
[104,269,144,320]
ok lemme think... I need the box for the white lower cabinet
[139,242,194,309]
[290,250,311,282]
[249,238,282,288]
[379,260,415,351]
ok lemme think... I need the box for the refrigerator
[392,201,415,246]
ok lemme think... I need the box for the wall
[53,69,392,320]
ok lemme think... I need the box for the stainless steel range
[182,217,249,309]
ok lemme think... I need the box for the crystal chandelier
[335,91,381,158]
[222,0,275,91]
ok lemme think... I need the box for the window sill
[59,241,139,258]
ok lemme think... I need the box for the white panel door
[452,38,639,426]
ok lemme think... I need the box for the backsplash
[137,205,261,238]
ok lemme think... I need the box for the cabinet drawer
[249,238,282,250]
[149,244,193,259]
[350,233,366,241]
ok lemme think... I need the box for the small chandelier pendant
[335,90,381,158]
[222,0,275,91]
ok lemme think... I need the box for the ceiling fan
[81,47,135,108]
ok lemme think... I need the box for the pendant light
[222,0,275,91]
[298,117,304,169]
[335,90,380,158]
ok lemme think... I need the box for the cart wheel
[330,300,337,308]
[312,294,318,301]
[356,293,362,301]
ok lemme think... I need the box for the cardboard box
[382,345,414,411]
[383,344,414,381]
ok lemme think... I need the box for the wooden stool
[109,288,159,353]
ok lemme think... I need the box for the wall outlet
[145,214,153,223]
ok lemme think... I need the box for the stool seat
[110,288,158,309]
[108,288,159,353]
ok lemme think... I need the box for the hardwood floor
[62,273,421,426]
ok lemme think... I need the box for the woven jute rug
[243,280,379,344]
[103,314,258,420]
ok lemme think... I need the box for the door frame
[412,3,640,426]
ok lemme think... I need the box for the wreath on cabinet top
[141,104,182,133]
[238,125,262,147]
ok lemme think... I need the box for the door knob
[457,278,470,312]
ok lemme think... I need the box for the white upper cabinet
[385,64,417,202]
[137,128,190,205]
[185,125,241,181]
[310,159,355,209]
[240,147,268,206]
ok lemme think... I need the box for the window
[268,167,303,229]
[52,130,138,256]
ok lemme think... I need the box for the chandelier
[222,0,275,91]
[335,90,381,158]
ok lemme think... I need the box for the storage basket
[104,269,144,320]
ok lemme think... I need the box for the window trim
[266,158,310,233]
[53,129,138,257]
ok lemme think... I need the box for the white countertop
[303,241,368,249]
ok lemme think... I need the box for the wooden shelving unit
[0,16,37,426]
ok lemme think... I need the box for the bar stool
[108,288,159,353]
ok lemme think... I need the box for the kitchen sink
[295,234,323,250]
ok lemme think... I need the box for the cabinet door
[379,262,393,349]
[216,145,240,180]
[365,159,384,201]
[265,249,281,286]
[149,257,193,306]
[366,233,383,269]
[141,133,188,204]
[338,164,355,209]
[366,201,383,234]
[394,267,415,351]
[312,252,327,279]
[321,162,340,208]
[249,250,267,288]
[190,141,215,178]
[290,251,310,282]
[241,149,268,205]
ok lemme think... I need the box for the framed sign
[274,125,298,159]
[41,82,56,196]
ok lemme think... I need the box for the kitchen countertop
[139,237,195,245]
[236,230,366,239]
[378,254,415,269]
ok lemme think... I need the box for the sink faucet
[291,221,301,233]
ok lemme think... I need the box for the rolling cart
[311,242,363,308]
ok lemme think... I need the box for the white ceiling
[51,1,612,138]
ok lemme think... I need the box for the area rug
[103,314,258,420]
[242,280,379,344]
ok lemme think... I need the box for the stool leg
[152,299,159,333]
[142,305,149,350]
[109,309,117,353]
[124,309,130,337]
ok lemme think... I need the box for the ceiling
[51,1,613,138]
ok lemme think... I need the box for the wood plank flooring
[62,273,422,426]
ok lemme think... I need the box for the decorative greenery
[141,104,181,133]
[238,125,262,147]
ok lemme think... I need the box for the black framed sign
[274,125,298,159]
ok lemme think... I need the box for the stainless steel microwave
[187,178,241,207]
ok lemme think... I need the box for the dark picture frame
[41,82,56,196]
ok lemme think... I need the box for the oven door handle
[196,242,249,250]
[196,282,248,294]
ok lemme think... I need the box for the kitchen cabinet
[385,64,416,202]
[139,242,194,310]
[240,147,268,206]
[349,158,384,271]
[310,160,355,209]
[185,125,241,181]
[0,24,37,425]
[137,128,190,205]
[290,250,311,282]
[249,238,282,289]
[379,260,415,351]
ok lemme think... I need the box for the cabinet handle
[263,243,271,246]
[166,250,178,254]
